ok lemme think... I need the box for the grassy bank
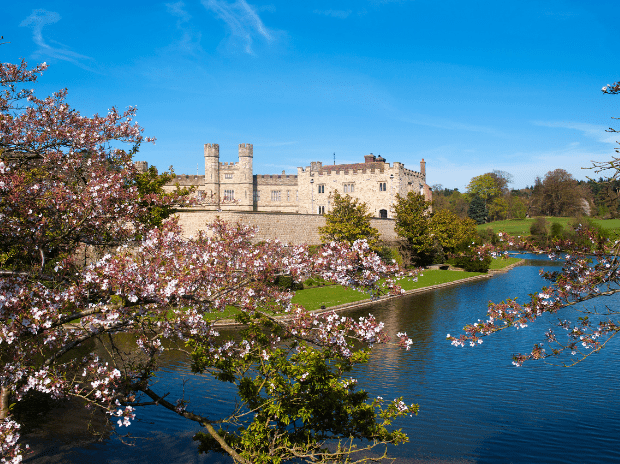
[476,217,620,236]
[204,258,519,320]
[290,262,518,311]
[489,257,521,270]
[291,270,484,311]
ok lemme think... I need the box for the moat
[24,255,620,463]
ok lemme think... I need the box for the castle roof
[318,161,385,173]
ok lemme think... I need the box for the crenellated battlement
[173,174,205,186]
[238,143,253,158]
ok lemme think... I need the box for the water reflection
[22,257,620,463]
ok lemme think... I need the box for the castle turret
[420,158,426,180]
[204,143,220,204]
[238,143,254,210]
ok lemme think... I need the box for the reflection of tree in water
[19,393,112,463]
[18,335,111,462]
[19,331,240,463]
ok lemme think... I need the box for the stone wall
[173,209,399,245]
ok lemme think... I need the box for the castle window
[224,173,233,179]
[223,189,234,201]
[379,182,387,192]
[343,183,354,193]
[318,206,325,214]
[271,190,281,202]
[379,209,388,219]
[287,190,290,201]
[318,184,325,194]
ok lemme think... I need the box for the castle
[161,143,431,219]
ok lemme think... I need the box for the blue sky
[4,0,620,190]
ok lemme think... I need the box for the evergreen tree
[467,195,488,224]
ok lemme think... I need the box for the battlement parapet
[171,174,205,186]
[239,143,253,158]
[255,174,298,186]
[256,174,298,179]
[312,167,384,176]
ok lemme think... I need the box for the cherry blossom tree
[449,81,620,368]
[0,60,417,463]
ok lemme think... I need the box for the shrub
[448,254,492,273]
[478,227,500,245]
[377,245,403,266]
[550,222,564,238]
[529,217,548,237]
[273,275,304,290]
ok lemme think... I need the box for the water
[24,256,620,463]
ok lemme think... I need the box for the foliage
[467,195,488,224]
[447,250,492,273]
[319,191,380,250]
[192,311,417,464]
[507,194,527,219]
[488,197,508,221]
[550,222,564,239]
[393,192,435,265]
[428,209,478,254]
[0,60,418,463]
[466,174,501,205]
[529,216,548,237]
[529,169,591,217]
[133,165,194,231]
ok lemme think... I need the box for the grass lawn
[477,217,620,236]
[489,257,522,270]
[205,258,519,319]
[292,269,485,311]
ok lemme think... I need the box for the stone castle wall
[173,209,399,245]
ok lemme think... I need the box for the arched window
[379,209,388,219]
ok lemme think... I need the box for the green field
[476,217,620,236]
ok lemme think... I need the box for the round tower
[204,143,220,205]
[238,143,254,210]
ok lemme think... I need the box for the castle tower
[238,143,254,210]
[204,143,220,205]
[420,158,426,180]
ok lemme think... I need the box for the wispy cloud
[166,1,192,22]
[201,0,273,54]
[19,9,95,70]
[165,1,203,54]
[313,9,353,19]
[403,115,504,136]
[533,120,619,145]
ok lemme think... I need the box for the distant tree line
[431,167,619,224]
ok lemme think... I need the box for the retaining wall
[174,209,399,245]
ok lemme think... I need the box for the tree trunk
[0,386,10,420]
